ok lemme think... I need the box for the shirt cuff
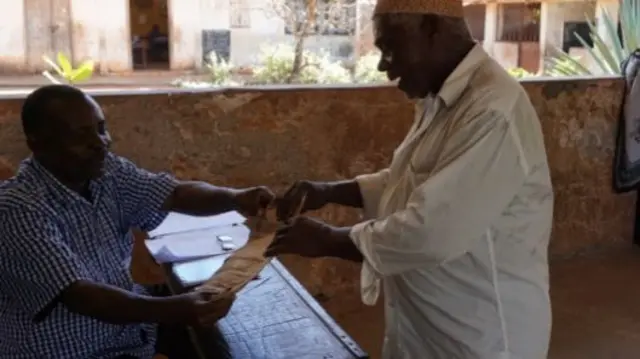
[350,221,382,305]
[355,172,387,220]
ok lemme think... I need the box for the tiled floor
[322,246,640,359]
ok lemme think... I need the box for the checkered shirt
[0,154,178,359]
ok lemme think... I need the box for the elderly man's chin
[396,78,428,99]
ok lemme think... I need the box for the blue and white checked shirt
[0,154,178,359]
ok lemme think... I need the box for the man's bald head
[21,84,88,138]
[21,85,111,183]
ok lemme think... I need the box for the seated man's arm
[0,209,192,325]
[349,111,530,275]
[112,156,239,232]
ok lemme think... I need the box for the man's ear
[25,133,43,152]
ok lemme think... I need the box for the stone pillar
[0,0,27,73]
[595,0,620,49]
[25,0,52,72]
[96,0,132,73]
[539,2,565,73]
[483,2,498,57]
[168,0,202,70]
[70,0,101,66]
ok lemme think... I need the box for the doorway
[129,0,170,70]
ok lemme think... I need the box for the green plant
[353,51,388,84]
[545,55,587,77]
[42,52,94,84]
[251,43,351,85]
[204,51,238,86]
[545,0,639,76]
[507,67,533,79]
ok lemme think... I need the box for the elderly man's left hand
[264,216,335,258]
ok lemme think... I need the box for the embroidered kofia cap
[373,0,465,18]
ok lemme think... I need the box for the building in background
[0,0,364,74]
[462,0,620,74]
[0,0,622,75]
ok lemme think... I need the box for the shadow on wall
[0,77,631,295]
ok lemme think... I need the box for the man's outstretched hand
[276,181,333,222]
[182,289,236,327]
[233,186,276,217]
[265,216,335,258]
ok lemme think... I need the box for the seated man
[0,85,275,359]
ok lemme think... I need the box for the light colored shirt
[0,154,177,359]
[350,45,553,359]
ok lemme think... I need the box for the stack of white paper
[145,211,250,264]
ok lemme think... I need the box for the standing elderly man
[0,85,275,359]
[267,0,553,358]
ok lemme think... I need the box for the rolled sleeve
[350,112,528,277]
[111,155,179,232]
[0,210,91,318]
[355,169,390,220]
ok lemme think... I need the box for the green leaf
[56,52,73,76]
[69,61,94,83]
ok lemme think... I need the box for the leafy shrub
[203,51,238,86]
[544,54,588,77]
[42,52,94,84]
[173,51,240,89]
[544,1,639,76]
[507,67,533,79]
[353,51,388,84]
[251,43,351,85]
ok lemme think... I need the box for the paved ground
[320,246,640,359]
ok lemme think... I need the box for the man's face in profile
[31,95,111,183]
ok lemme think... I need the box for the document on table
[145,211,250,264]
[149,211,246,238]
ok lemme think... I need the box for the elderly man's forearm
[327,226,364,262]
[162,181,237,216]
[326,180,364,209]
[61,280,188,325]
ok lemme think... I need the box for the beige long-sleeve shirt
[350,45,553,359]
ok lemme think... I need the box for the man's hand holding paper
[232,186,276,217]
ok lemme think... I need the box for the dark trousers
[116,284,200,359]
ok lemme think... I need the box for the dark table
[164,259,369,359]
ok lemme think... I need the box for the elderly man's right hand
[276,180,332,222]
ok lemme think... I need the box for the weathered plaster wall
[0,78,632,299]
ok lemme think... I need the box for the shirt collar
[436,43,488,107]
[21,157,104,206]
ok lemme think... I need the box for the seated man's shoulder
[0,177,47,215]
[0,185,51,239]
[102,153,153,179]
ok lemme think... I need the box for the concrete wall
[0,77,631,298]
